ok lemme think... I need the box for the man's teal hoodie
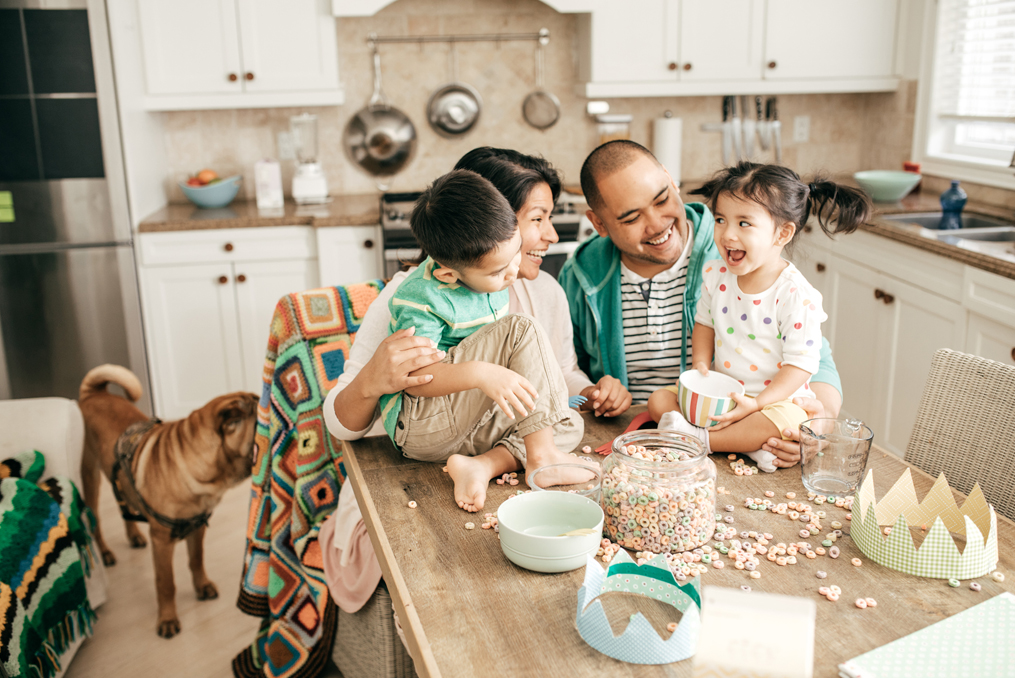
[558,201,841,395]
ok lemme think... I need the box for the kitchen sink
[878,211,1014,230]
[933,227,1015,243]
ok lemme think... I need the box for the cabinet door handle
[816,263,826,272]
[682,62,692,71]
[245,72,255,81]
[768,60,777,69]
[881,293,895,305]
[228,73,238,82]
[218,275,228,285]
[874,289,884,300]
[224,242,234,252]
[668,62,678,71]
[364,239,374,249]
[236,274,247,283]
[1011,347,1015,362]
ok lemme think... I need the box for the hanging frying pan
[427,43,482,137]
[522,31,559,130]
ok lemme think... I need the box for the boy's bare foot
[446,454,491,513]
[525,448,597,489]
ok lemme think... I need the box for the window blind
[932,0,1015,119]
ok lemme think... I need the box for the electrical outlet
[277,131,295,161]
[793,115,810,143]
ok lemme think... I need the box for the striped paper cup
[677,370,745,428]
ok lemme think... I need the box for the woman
[323,149,632,444]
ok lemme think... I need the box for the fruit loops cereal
[601,444,716,554]
[407,501,417,508]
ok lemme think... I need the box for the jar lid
[611,429,707,467]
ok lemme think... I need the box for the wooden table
[342,407,1015,677]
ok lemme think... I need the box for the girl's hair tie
[808,182,819,193]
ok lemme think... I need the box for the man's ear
[586,209,610,238]
[432,265,460,284]
[777,221,797,245]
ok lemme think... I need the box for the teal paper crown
[576,549,701,664]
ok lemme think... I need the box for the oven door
[383,247,421,278]
[541,241,580,280]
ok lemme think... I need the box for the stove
[380,191,589,279]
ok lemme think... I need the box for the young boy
[379,170,586,512]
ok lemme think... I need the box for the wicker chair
[905,349,1015,522]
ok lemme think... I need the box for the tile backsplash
[160,0,918,202]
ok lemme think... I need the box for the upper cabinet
[137,0,342,111]
[577,0,900,98]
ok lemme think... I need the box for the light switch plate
[793,115,811,143]
[277,131,296,161]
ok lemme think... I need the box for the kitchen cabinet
[316,226,383,288]
[965,314,1015,367]
[137,0,341,110]
[578,0,899,97]
[138,227,318,419]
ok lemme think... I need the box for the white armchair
[0,397,108,676]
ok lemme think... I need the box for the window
[923,0,1015,172]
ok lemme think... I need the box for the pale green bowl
[497,491,603,573]
[853,170,921,203]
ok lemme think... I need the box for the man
[558,140,841,467]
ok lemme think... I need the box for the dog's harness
[111,418,211,541]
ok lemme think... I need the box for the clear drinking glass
[799,418,874,495]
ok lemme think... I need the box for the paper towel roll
[653,117,682,185]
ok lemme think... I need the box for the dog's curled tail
[80,364,143,402]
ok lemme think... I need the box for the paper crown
[576,549,701,664]
[851,469,998,579]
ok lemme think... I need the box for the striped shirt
[621,237,692,403]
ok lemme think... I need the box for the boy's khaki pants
[394,314,583,465]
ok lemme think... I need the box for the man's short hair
[410,169,517,271]
[579,140,660,213]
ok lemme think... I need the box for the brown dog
[78,364,258,638]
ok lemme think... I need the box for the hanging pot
[522,33,559,130]
[344,46,417,178]
[427,43,482,137]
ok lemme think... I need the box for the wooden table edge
[340,438,442,678]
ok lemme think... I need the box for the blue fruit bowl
[853,170,921,203]
[179,175,242,209]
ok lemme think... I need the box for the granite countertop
[865,191,1015,280]
[137,194,380,232]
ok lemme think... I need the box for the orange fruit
[196,169,218,185]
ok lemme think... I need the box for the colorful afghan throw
[233,281,383,678]
[0,470,97,678]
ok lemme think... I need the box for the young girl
[648,162,871,471]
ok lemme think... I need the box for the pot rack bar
[368,27,549,48]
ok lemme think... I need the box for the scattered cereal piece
[883,526,892,536]
[818,586,830,596]
[728,454,737,460]
[815,547,826,556]
[582,445,592,454]
[443,466,449,473]
[992,571,1006,583]
[764,490,775,498]
[408,501,418,508]
[465,522,475,530]
[821,539,833,547]
[829,546,840,559]
[831,521,842,529]
[845,513,852,521]
[786,492,797,499]
[948,578,960,587]
[970,582,982,592]
[509,479,519,486]
[750,571,761,579]
[865,598,877,607]
[496,479,505,485]
[741,585,752,592]
[816,570,827,579]
[666,622,678,633]
[854,598,868,609]
[799,529,811,539]
[826,592,840,602]
[851,558,862,567]
[829,585,841,595]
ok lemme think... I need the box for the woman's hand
[761,397,827,468]
[358,327,446,398]
[708,392,759,431]
[580,376,632,417]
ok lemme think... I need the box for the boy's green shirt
[378,257,510,445]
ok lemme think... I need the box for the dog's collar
[112,418,212,541]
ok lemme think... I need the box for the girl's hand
[708,392,759,431]
[693,361,710,377]
[479,364,538,420]
[360,327,445,398]
[580,377,632,417]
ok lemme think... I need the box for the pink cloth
[319,507,382,613]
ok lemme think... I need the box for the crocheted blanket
[0,450,97,678]
[233,282,383,678]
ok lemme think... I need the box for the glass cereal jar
[601,430,716,554]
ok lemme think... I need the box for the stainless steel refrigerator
[0,1,150,410]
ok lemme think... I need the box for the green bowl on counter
[853,170,921,203]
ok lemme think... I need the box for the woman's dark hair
[402,148,562,271]
[689,161,872,240]
[455,146,562,205]
[410,169,517,271]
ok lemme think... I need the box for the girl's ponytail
[806,177,872,237]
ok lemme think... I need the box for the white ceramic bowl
[853,170,922,203]
[677,370,746,428]
[496,491,604,573]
